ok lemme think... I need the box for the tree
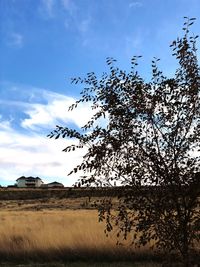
[48,18,200,266]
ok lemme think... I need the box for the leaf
[48,18,200,259]
[55,134,60,139]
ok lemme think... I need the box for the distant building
[16,176,43,188]
[47,181,64,188]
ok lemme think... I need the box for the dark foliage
[48,18,200,266]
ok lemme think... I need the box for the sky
[0,0,200,186]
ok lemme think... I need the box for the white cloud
[0,86,94,186]
[0,124,85,186]
[0,120,11,131]
[21,90,93,130]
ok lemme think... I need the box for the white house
[16,176,43,188]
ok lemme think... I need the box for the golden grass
[0,198,199,265]
[0,196,199,265]
[0,210,155,263]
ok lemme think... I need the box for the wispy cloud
[129,1,143,8]
[38,0,93,46]
[78,17,92,34]
[61,0,70,9]
[64,15,92,47]
[39,0,55,18]
[7,32,24,48]
[61,0,76,15]
[61,0,92,45]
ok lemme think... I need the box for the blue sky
[0,0,200,186]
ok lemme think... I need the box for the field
[0,191,199,266]
[0,194,164,266]
[0,210,159,265]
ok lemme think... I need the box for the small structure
[16,176,43,188]
[47,181,64,188]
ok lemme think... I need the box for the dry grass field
[0,196,163,266]
[1,193,199,266]
[0,210,156,261]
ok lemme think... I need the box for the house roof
[48,181,64,185]
[16,176,42,181]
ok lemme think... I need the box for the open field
[0,194,164,266]
[0,210,159,263]
[0,192,199,266]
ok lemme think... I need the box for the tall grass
[0,210,157,263]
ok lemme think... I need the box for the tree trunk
[181,228,190,267]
